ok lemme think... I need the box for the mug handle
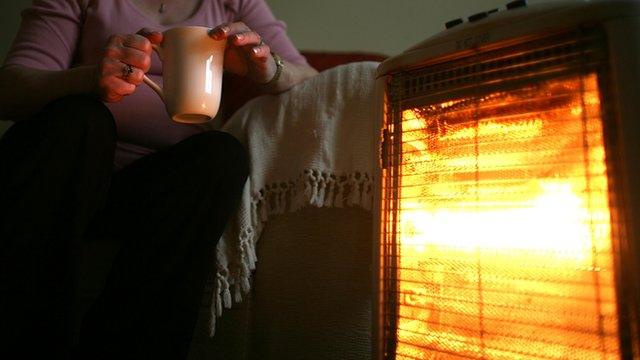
[143,44,164,101]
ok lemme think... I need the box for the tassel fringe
[206,169,373,336]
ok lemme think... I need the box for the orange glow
[389,74,621,359]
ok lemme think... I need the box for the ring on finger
[122,63,134,80]
[258,38,265,47]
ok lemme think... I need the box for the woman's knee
[1,95,116,157]
[0,95,118,166]
[185,131,249,180]
[42,95,116,140]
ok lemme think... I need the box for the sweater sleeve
[3,0,86,70]
[231,0,307,65]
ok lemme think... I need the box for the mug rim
[163,25,213,35]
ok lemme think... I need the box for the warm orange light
[391,74,620,359]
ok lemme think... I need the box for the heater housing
[374,1,640,359]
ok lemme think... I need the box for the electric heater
[374,1,640,358]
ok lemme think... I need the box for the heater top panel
[377,0,640,78]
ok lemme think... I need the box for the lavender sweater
[4,0,307,168]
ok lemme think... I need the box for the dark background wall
[1,0,556,61]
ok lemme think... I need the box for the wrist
[75,64,101,97]
[56,65,101,98]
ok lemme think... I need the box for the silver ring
[122,63,134,80]
[258,39,265,47]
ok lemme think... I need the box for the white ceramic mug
[143,26,226,124]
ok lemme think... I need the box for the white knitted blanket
[207,61,380,335]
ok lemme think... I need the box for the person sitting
[0,0,317,359]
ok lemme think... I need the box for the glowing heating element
[389,73,621,359]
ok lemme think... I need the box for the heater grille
[380,30,623,359]
[387,31,606,108]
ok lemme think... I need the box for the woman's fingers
[209,22,251,40]
[101,76,135,102]
[120,46,151,72]
[122,33,153,53]
[136,28,163,45]
[247,41,270,60]
[232,30,270,62]
[97,34,151,102]
[118,63,145,85]
[100,58,139,87]
[104,36,150,69]
[212,23,264,51]
[97,62,136,103]
[209,22,276,83]
[230,30,261,47]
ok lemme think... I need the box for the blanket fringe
[207,169,373,336]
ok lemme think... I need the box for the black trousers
[0,95,248,359]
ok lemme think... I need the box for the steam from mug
[143,26,226,124]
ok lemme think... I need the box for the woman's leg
[78,131,248,359]
[0,95,117,358]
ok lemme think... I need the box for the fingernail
[210,27,226,39]
[235,34,244,41]
[252,47,260,55]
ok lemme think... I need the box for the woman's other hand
[95,28,162,102]
[209,22,276,84]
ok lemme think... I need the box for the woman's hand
[95,28,162,102]
[209,22,277,84]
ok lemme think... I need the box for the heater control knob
[468,11,488,22]
[506,0,527,10]
[445,18,464,29]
